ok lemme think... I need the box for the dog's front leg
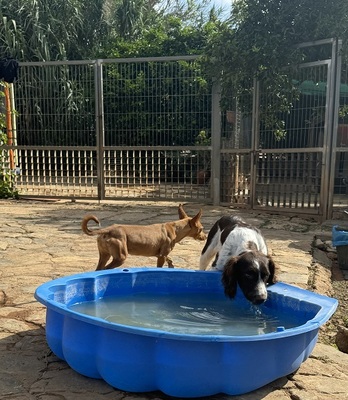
[157,238,174,268]
[157,255,166,268]
[166,256,174,268]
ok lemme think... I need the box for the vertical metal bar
[327,38,342,219]
[145,150,148,186]
[89,150,94,196]
[36,150,40,188]
[27,150,31,190]
[4,84,14,169]
[251,78,260,208]
[59,149,63,190]
[116,150,119,194]
[120,150,124,193]
[95,60,105,201]
[300,154,305,208]
[42,149,46,191]
[48,149,52,187]
[316,60,332,218]
[307,153,312,208]
[65,150,69,192]
[133,149,136,191]
[9,84,18,167]
[211,78,221,205]
[77,150,81,187]
[126,150,130,188]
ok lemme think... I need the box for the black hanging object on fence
[0,57,19,83]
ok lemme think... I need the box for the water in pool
[70,292,301,336]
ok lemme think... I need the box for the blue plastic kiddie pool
[34,268,337,397]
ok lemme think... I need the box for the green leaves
[205,0,348,139]
[0,0,109,60]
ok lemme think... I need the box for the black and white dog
[199,215,276,305]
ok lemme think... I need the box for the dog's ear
[190,209,202,226]
[267,256,277,285]
[222,257,239,298]
[178,204,188,219]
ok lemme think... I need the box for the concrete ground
[1,198,348,400]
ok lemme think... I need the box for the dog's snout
[251,296,267,305]
[197,232,207,241]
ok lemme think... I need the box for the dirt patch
[310,232,348,350]
[316,259,348,349]
[308,262,334,296]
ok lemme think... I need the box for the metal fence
[1,40,348,220]
[4,56,213,202]
[219,38,346,219]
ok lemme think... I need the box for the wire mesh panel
[104,148,210,199]
[101,57,212,201]
[333,59,348,210]
[258,64,328,150]
[253,62,330,214]
[255,151,322,209]
[16,148,97,197]
[16,62,96,146]
[102,58,210,147]
[11,58,212,200]
[13,61,97,197]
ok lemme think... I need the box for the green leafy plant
[339,104,348,120]
[204,0,348,140]
[0,83,18,199]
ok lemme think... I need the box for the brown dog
[81,204,206,270]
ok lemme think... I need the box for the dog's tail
[81,214,102,236]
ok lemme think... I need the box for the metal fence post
[326,38,342,219]
[95,59,105,201]
[211,79,221,205]
[250,78,260,209]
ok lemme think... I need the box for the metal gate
[7,56,213,202]
[220,38,341,220]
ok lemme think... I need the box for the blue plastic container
[332,225,348,247]
[332,225,348,269]
[34,268,337,397]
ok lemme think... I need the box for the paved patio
[0,198,348,399]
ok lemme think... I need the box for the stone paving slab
[0,198,347,399]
